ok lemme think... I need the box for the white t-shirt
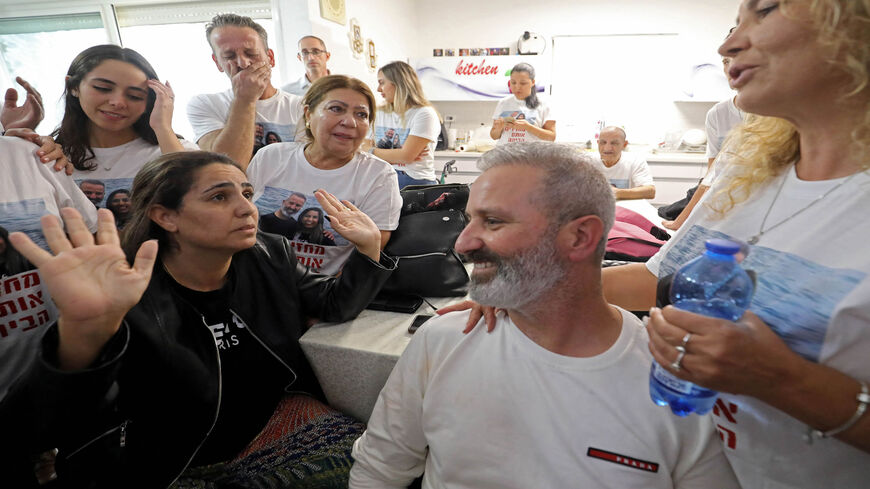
[705,97,743,158]
[491,95,553,145]
[247,142,401,275]
[590,152,654,189]
[646,164,870,489]
[71,137,198,207]
[372,106,440,181]
[0,136,98,400]
[351,308,739,489]
[187,88,304,153]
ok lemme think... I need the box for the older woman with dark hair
[247,74,401,275]
[1,150,395,488]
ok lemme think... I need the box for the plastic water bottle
[649,238,754,416]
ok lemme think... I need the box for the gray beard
[280,208,298,219]
[468,233,566,310]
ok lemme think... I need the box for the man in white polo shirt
[282,36,331,96]
[592,126,655,200]
[350,142,737,489]
[187,13,303,169]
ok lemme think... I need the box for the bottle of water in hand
[649,238,754,416]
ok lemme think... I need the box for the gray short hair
[206,14,269,51]
[477,142,615,259]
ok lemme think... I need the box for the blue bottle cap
[705,238,741,255]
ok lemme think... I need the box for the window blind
[115,0,271,27]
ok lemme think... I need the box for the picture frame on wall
[445,48,455,56]
[319,0,346,25]
[433,49,443,57]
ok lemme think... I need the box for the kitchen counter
[434,149,707,205]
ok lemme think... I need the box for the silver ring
[681,332,692,348]
[670,350,686,371]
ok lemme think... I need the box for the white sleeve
[538,99,554,125]
[408,107,440,142]
[186,93,227,143]
[704,106,720,158]
[491,98,507,120]
[246,147,273,198]
[360,162,402,230]
[630,154,654,187]
[349,327,431,488]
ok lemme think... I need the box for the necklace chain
[748,170,858,245]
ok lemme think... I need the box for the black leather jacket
[1,232,395,488]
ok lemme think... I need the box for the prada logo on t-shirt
[587,447,659,473]
[206,315,246,350]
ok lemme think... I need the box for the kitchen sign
[414,55,550,101]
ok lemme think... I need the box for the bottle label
[652,362,694,394]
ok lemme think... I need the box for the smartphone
[408,314,434,334]
[367,293,423,314]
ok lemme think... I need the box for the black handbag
[380,183,470,297]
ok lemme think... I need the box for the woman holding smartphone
[490,63,556,144]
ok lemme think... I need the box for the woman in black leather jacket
[1,151,396,488]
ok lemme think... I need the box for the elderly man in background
[592,126,655,200]
[282,35,331,96]
[349,142,737,489]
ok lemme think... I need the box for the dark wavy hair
[296,207,327,245]
[511,63,540,110]
[121,151,241,262]
[53,45,160,171]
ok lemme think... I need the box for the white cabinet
[433,150,707,207]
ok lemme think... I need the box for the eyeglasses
[299,49,326,57]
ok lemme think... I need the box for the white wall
[276,0,419,97]
[412,0,742,143]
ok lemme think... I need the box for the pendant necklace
[747,169,858,245]
[101,138,137,172]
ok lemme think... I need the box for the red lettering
[454,59,499,77]
[716,424,738,450]
[713,399,738,424]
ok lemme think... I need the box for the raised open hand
[1,76,44,131]
[8,208,157,370]
[314,189,381,261]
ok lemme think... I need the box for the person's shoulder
[256,141,305,159]
[0,136,56,183]
[0,134,40,154]
[355,150,396,173]
[188,89,233,107]
[413,310,479,346]
[275,89,304,105]
[705,98,730,118]
[409,105,438,118]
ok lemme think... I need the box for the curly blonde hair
[712,0,870,215]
